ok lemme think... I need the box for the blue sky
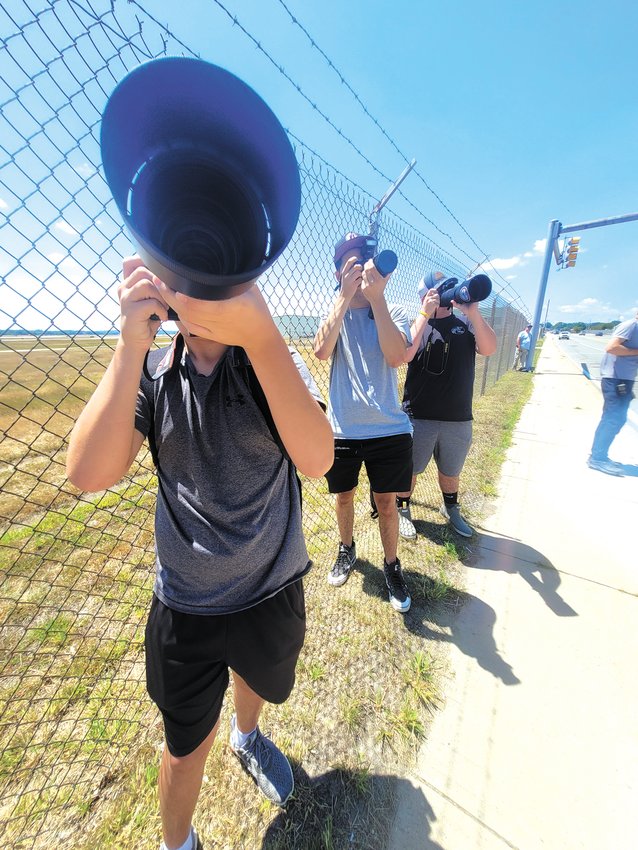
[156,0,638,324]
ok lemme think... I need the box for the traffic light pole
[525,219,560,370]
[526,210,638,370]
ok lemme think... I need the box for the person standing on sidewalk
[314,232,414,614]
[588,310,638,476]
[513,323,532,370]
[67,257,333,850]
[397,270,497,538]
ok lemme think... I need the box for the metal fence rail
[0,1,528,846]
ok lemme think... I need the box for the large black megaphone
[436,273,492,309]
[100,57,301,303]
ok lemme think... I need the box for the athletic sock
[230,713,256,750]
[160,827,194,850]
[442,492,458,507]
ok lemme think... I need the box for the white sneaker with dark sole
[398,506,416,540]
[384,558,411,613]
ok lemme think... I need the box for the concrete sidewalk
[388,337,638,850]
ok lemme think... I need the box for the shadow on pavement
[260,763,444,850]
[471,530,578,618]
[356,558,521,686]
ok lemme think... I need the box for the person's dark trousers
[590,378,634,460]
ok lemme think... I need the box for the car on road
[559,331,570,340]
[579,331,586,336]
[595,331,604,336]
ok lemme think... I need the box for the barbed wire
[288,131,471,273]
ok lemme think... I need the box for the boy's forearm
[246,333,334,478]
[313,296,349,360]
[66,341,147,490]
[369,298,407,366]
[472,314,497,356]
[405,315,430,362]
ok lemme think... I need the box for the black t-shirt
[402,313,476,422]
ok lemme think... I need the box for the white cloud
[0,197,8,210]
[484,256,520,270]
[54,220,77,236]
[505,275,517,280]
[558,298,620,318]
[75,162,95,178]
[478,235,549,278]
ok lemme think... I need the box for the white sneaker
[397,505,416,540]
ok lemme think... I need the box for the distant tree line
[545,320,620,333]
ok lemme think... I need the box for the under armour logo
[225,394,247,407]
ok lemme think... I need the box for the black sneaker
[328,541,356,586]
[384,558,411,613]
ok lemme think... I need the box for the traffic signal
[564,236,580,268]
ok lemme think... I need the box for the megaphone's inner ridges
[127,151,270,276]
[261,203,272,258]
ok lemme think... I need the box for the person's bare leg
[373,491,399,563]
[438,472,460,496]
[159,720,219,849]
[335,488,356,546]
[233,671,265,733]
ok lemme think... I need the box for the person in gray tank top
[67,256,333,850]
[314,232,414,614]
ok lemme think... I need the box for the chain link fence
[0,1,528,846]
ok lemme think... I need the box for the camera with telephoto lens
[434,273,492,308]
[333,232,398,288]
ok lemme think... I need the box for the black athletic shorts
[145,580,306,757]
[325,433,413,494]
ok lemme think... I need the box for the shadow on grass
[261,762,444,850]
[355,558,521,686]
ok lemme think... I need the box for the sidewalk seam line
[473,544,638,598]
[402,772,522,850]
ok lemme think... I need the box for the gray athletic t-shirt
[135,343,323,615]
[327,304,413,439]
[600,318,638,380]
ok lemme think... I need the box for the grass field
[0,332,535,849]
